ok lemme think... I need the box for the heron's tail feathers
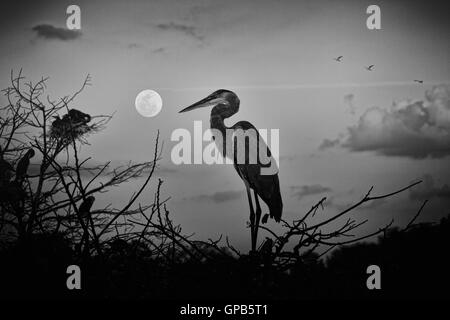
[257,174,283,223]
[269,193,283,223]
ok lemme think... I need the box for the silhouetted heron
[179,90,283,252]
[77,196,95,258]
[15,148,35,183]
[0,146,13,186]
[334,56,343,62]
[64,109,91,124]
[365,65,375,71]
[78,196,95,218]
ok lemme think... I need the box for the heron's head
[26,149,35,159]
[68,109,91,123]
[86,196,95,205]
[179,89,239,113]
[82,196,95,209]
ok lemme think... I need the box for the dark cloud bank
[32,24,81,41]
[189,190,243,203]
[410,174,450,201]
[290,184,331,200]
[156,22,203,41]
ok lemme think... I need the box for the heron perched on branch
[15,148,35,183]
[179,90,283,252]
[0,146,14,186]
[64,109,91,124]
[78,196,95,218]
[76,196,95,257]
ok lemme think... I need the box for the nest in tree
[49,109,110,145]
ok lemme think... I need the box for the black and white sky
[1,0,449,249]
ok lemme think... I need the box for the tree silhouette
[0,71,435,300]
[0,70,164,259]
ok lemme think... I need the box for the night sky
[1,0,449,250]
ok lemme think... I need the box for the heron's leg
[245,184,256,252]
[253,190,262,250]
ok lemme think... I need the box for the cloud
[319,138,340,151]
[152,47,166,54]
[326,195,386,211]
[410,174,450,201]
[32,24,81,41]
[320,85,450,158]
[189,190,243,203]
[344,94,356,114]
[156,22,204,41]
[279,154,298,162]
[290,184,331,200]
[154,164,178,176]
[26,161,177,179]
[127,43,142,49]
[27,163,101,178]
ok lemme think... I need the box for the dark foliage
[1,215,449,300]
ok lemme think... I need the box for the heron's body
[78,196,95,218]
[0,152,14,185]
[180,89,283,251]
[15,149,35,183]
[64,109,91,124]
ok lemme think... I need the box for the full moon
[135,89,163,117]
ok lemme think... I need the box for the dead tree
[0,71,165,260]
[256,181,427,271]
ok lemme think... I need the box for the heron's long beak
[179,95,226,113]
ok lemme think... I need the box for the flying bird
[365,65,375,71]
[334,56,343,62]
[15,148,35,183]
[414,80,424,84]
[179,90,283,252]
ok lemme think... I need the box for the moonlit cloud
[320,85,450,158]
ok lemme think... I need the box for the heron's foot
[261,213,269,224]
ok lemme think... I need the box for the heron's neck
[210,104,238,133]
[210,104,238,157]
[210,113,227,134]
